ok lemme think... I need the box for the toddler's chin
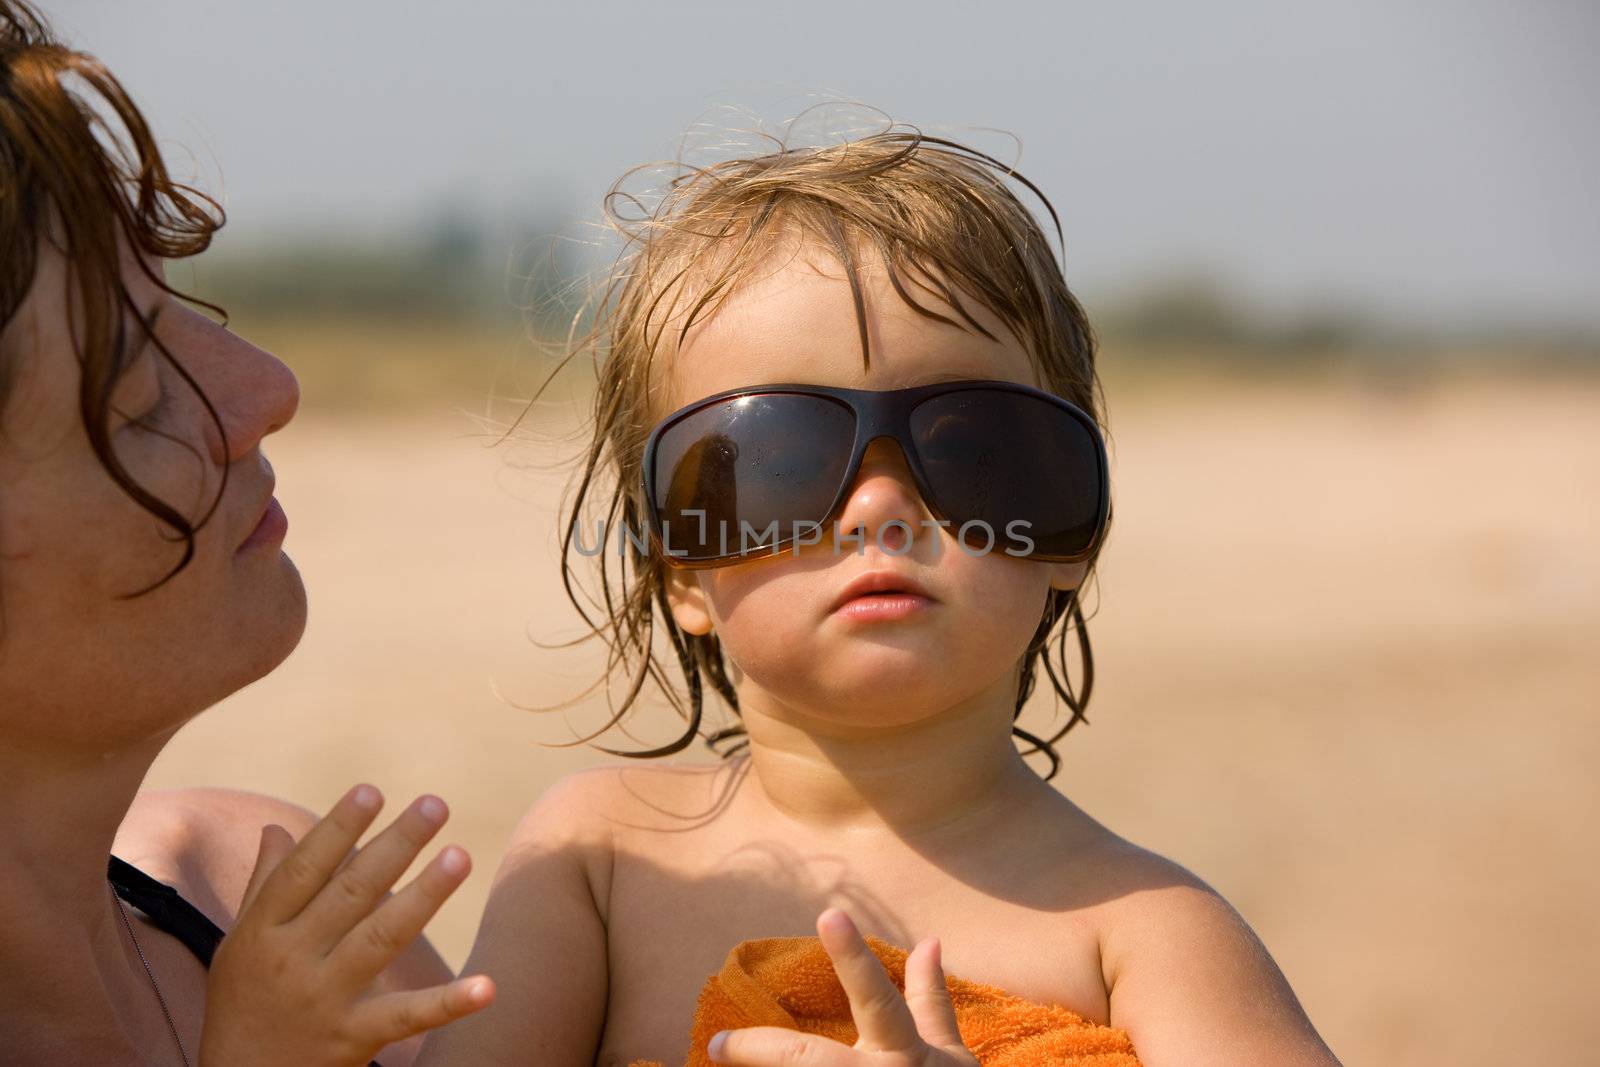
[758,659,994,733]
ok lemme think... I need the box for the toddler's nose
[832,437,930,554]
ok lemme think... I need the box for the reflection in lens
[911,390,1103,559]
[651,394,856,560]
[661,431,740,557]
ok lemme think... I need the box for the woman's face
[0,240,306,750]
[659,246,1088,735]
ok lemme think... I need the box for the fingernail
[418,795,448,824]
[817,907,853,936]
[707,1031,728,1060]
[439,846,468,877]
[351,784,381,812]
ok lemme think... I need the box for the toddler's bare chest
[591,829,1111,1067]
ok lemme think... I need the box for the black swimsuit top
[108,855,227,965]
[108,855,384,1067]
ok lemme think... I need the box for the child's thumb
[237,822,296,920]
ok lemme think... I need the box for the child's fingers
[814,907,921,1053]
[356,974,496,1048]
[903,937,964,1050]
[295,795,449,947]
[705,1026,853,1067]
[250,784,385,925]
[332,844,471,982]
[236,823,297,920]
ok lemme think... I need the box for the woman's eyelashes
[109,356,165,430]
[110,306,171,429]
[126,385,171,433]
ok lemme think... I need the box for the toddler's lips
[832,591,933,623]
[829,570,936,615]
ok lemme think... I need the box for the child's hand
[706,908,979,1067]
[198,784,496,1066]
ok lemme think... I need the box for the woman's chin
[226,557,309,689]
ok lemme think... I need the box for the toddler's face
[658,244,1087,734]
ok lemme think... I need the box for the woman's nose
[186,314,300,465]
[833,437,931,554]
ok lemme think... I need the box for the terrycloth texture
[630,935,1142,1067]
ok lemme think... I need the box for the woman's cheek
[112,423,219,529]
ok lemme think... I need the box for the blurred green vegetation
[186,212,580,330]
[177,229,1598,412]
[1097,273,1600,365]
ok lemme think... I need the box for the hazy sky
[53,0,1599,332]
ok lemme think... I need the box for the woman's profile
[0,4,488,1062]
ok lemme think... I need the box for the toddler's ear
[663,565,715,635]
[1047,560,1089,593]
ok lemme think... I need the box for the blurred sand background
[140,321,1600,1067]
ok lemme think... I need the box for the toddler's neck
[735,679,1048,840]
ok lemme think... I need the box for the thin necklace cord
[109,879,192,1067]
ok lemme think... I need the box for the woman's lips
[236,497,288,553]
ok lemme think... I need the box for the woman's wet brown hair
[0,0,227,593]
[526,118,1116,779]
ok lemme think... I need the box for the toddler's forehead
[645,247,1041,419]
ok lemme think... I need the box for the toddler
[421,123,1341,1067]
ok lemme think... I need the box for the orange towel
[630,935,1142,1067]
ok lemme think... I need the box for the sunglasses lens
[650,393,856,561]
[910,389,1104,559]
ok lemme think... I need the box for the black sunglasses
[640,379,1109,568]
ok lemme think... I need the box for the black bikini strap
[106,854,385,1067]
[107,854,226,968]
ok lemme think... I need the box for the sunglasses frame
[640,378,1110,570]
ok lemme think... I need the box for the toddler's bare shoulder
[1042,822,1232,933]
[1077,837,1243,938]
[1026,799,1218,903]
[507,759,739,853]
[1022,813,1240,951]
[1072,835,1337,1062]
[498,760,739,921]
